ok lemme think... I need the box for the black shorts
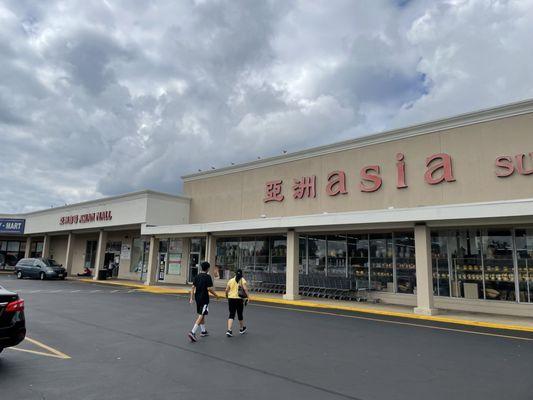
[196,302,209,316]
[228,298,244,321]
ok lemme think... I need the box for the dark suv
[16,258,66,280]
[0,285,26,354]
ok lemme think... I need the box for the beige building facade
[2,100,533,318]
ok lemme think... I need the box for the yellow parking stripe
[79,279,533,334]
[253,303,533,342]
[9,337,71,359]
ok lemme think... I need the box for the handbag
[237,279,248,298]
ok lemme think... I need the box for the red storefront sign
[59,211,112,225]
[262,151,530,202]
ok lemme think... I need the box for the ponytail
[235,269,243,283]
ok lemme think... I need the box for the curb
[78,278,533,333]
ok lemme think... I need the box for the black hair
[235,269,243,283]
[200,261,210,272]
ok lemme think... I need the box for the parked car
[0,285,26,354]
[15,258,66,280]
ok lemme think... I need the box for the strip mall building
[2,100,533,318]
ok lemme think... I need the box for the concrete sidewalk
[75,277,533,333]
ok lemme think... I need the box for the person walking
[225,269,249,337]
[188,261,219,342]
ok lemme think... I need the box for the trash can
[97,270,108,280]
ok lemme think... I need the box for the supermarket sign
[0,218,25,234]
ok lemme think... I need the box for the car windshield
[43,259,61,267]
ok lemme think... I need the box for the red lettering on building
[495,156,515,177]
[424,153,455,185]
[293,176,316,199]
[396,153,408,189]
[59,211,112,225]
[515,153,533,175]
[326,171,347,196]
[263,180,284,202]
[359,165,382,192]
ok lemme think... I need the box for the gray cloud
[1,0,533,212]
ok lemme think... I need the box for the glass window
[515,229,533,303]
[369,233,393,291]
[348,234,369,282]
[216,238,239,280]
[299,236,307,274]
[0,241,6,251]
[239,239,255,272]
[84,240,98,268]
[254,237,269,272]
[307,235,326,275]
[270,235,286,273]
[327,234,347,276]
[167,239,183,275]
[431,231,451,297]
[395,232,416,294]
[450,229,483,299]
[130,238,149,274]
[482,229,515,301]
[7,241,20,252]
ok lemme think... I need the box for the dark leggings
[228,298,244,321]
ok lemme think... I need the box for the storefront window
[254,238,269,272]
[515,229,533,303]
[0,240,25,267]
[84,240,98,268]
[327,234,347,276]
[432,232,450,297]
[216,238,239,280]
[348,234,369,282]
[307,235,326,275]
[395,232,416,294]
[299,236,308,274]
[369,233,393,292]
[130,238,149,275]
[482,230,515,301]
[270,236,286,273]
[31,241,43,258]
[167,239,183,275]
[239,239,255,272]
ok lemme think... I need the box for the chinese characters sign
[263,152,532,203]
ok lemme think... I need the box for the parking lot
[1,274,532,400]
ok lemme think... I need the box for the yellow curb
[79,279,533,333]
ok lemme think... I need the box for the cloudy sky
[1,0,533,213]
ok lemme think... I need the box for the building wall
[184,113,533,223]
[49,235,68,266]
[71,233,99,275]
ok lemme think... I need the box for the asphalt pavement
[1,274,532,400]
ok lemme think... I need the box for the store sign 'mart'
[263,152,533,203]
[59,211,113,225]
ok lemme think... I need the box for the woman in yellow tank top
[225,269,249,337]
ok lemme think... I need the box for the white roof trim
[141,198,533,235]
[1,190,190,218]
[182,98,533,181]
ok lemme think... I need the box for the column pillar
[283,229,301,300]
[65,233,75,276]
[24,237,31,258]
[144,236,159,286]
[206,233,216,267]
[42,234,51,258]
[414,224,438,316]
[93,230,108,281]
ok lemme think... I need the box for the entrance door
[189,253,200,282]
[158,252,167,281]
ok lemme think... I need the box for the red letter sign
[396,153,408,189]
[359,165,382,192]
[293,176,317,199]
[495,156,515,177]
[264,180,284,202]
[326,171,347,196]
[424,153,455,185]
[515,153,533,175]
